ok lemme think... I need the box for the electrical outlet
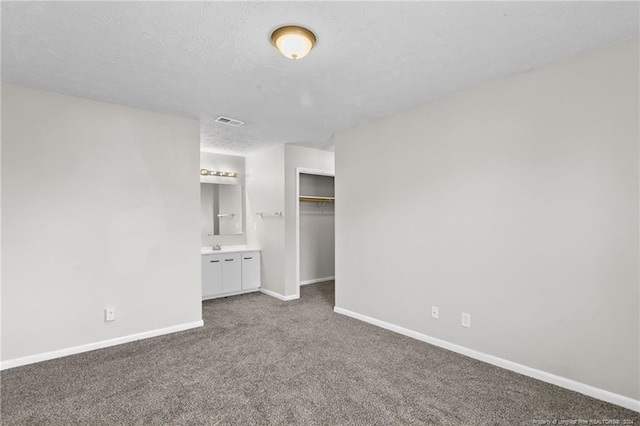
[461,313,471,328]
[104,307,116,322]
[431,306,439,319]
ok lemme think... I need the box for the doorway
[295,167,335,299]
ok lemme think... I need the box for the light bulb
[271,26,316,60]
[276,34,312,60]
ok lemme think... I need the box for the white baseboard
[333,306,640,413]
[203,287,259,300]
[259,288,299,301]
[0,320,204,371]
[300,276,335,286]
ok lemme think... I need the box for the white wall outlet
[461,312,471,328]
[104,306,116,322]
[431,306,439,319]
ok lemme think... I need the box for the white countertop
[201,245,260,256]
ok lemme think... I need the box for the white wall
[200,151,246,247]
[284,145,335,296]
[246,145,286,295]
[244,145,334,298]
[300,174,335,282]
[334,38,639,400]
[1,84,202,362]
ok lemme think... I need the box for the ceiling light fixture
[200,169,238,178]
[271,25,316,60]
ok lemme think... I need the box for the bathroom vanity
[200,157,257,300]
[201,246,261,300]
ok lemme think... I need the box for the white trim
[295,167,335,299]
[333,306,640,413]
[295,167,300,298]
[0,320,204,371]
[259,288,299,301]
[296,167,335,178]
[300,276,335,286]
[202,288,259,300]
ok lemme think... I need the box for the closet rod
[299,197,335,204]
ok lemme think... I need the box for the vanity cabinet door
[202,255,223,298]
[222,253,242,293]
[241,252,261,290]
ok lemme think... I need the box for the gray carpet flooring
[1,281,638,425]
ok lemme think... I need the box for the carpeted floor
[1,281,638,425]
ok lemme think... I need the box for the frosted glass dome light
[271,26,316,60]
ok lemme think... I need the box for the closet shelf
[299,196,335,204]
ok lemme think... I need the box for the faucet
[212,244,221,251]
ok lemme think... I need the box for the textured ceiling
[2,2,638,155]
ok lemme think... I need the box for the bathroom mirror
[201,183,244,236]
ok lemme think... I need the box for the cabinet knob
[210,260,220,263]
[244,257,252,260]
[225,259,234,262]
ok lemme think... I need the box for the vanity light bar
[200,169,238,178]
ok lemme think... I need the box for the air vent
[215,116,244,127]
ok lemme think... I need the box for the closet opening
[295,168,335,302]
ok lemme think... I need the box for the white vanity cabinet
[221,253,241,293]
[202,255,223,297]
[241,251,261,290]
[201,248,261,300]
